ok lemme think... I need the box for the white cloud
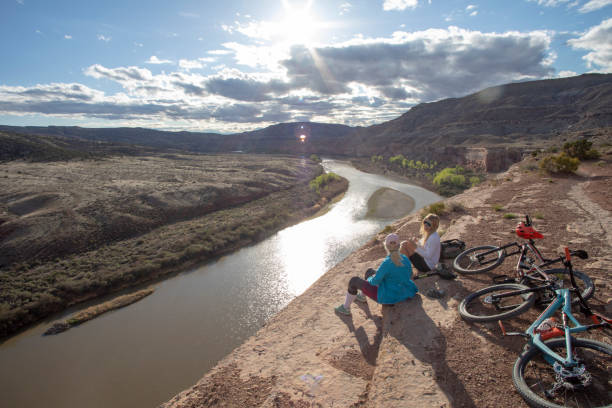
[470,11,478,16]
[134,42,144,47]
[0,26,562,132]
[466,4,477,10]
[97,34,111,42]
[179,59,204,71]
[579,0,612,12]
[16,0,24,4]
[526,0,571,6]
[209,50,232,56]
[64,34,72,39]
[146,56,173,64]
[339,2,352,15]
[568,18,612,72]
[383,0,419,11]
[85,64,154,83]
[558,70,578,77]
[281,27,554,100]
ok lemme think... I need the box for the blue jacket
[367,254,418,304]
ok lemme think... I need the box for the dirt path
[162,157,612,408]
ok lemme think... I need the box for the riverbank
[0,154,348,339]
[162,156,612,407]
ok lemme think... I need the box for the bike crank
[545,362,592,397]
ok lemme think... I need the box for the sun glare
[279,0,317,46]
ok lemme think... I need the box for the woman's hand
[400,240,416,256]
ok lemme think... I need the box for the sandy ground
[162,156,612,407]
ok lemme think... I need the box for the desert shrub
[309,172,340,193]
[309,154,321,163]
[503,213,517,219]
[539,152,580,174]
[492,204,504,211]
[563,139,600,160]
[469,176,481,187]
[388,154,406,166]
[447,201,465,212]
[380,225,394,234]
[370,155,383,163]
[422,201,445,216]
[433,167,466,187]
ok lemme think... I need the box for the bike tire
[539,268,595,302]
[513,338,612,408]
[458,283,535,323]
[453,245,505,274]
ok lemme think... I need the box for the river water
[0,159,441,408]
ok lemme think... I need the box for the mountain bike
[499,248,611,408]
[455,215,595,322]
[458,248,593,323]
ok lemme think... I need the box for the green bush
[309,172,340,193]
[563,139,600,160]
[503,213,517,219]
[539,152,580,174]
[309,154,321,163]
[370,155,383,163]
[422,201,445,216]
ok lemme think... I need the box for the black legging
[409,253,431,273]
[347,268,376,295]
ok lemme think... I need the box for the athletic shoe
[334,304,351,315]
[355,293,367,303]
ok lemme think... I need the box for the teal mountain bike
[500,248,611,408]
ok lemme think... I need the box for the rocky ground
[162,154,612,408]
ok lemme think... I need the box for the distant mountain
[345,73,612,157]
[2,73,610,166]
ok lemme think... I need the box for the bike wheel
[540,268,595,302]
[513,338,612,408]
[453,245,505,274]
[458,283,535,323]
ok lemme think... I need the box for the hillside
[162,154,612,408]
[0,154,349,338]
[2,74,611,171]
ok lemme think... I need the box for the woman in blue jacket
[335,233,418,316]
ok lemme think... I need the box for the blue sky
[1,0,610,133]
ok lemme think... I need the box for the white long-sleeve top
[416,231,441,270]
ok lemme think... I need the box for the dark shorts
[409,253,431,273]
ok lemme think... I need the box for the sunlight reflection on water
[0,158,441,408]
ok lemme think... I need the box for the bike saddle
[515,222,544,239]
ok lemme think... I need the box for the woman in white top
[400,213,441,272]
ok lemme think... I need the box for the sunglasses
[423,220,432,227]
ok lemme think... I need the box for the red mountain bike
[454,215,595,322]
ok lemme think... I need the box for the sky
[0,0,611,134]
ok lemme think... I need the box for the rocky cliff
[161,155,612,408]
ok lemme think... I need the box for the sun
[278,0,317,46]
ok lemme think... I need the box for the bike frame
[477,239,561,283]
[526,288,608,367]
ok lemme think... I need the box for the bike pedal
[498,320,528,337]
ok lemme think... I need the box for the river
[0,159,441,408]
